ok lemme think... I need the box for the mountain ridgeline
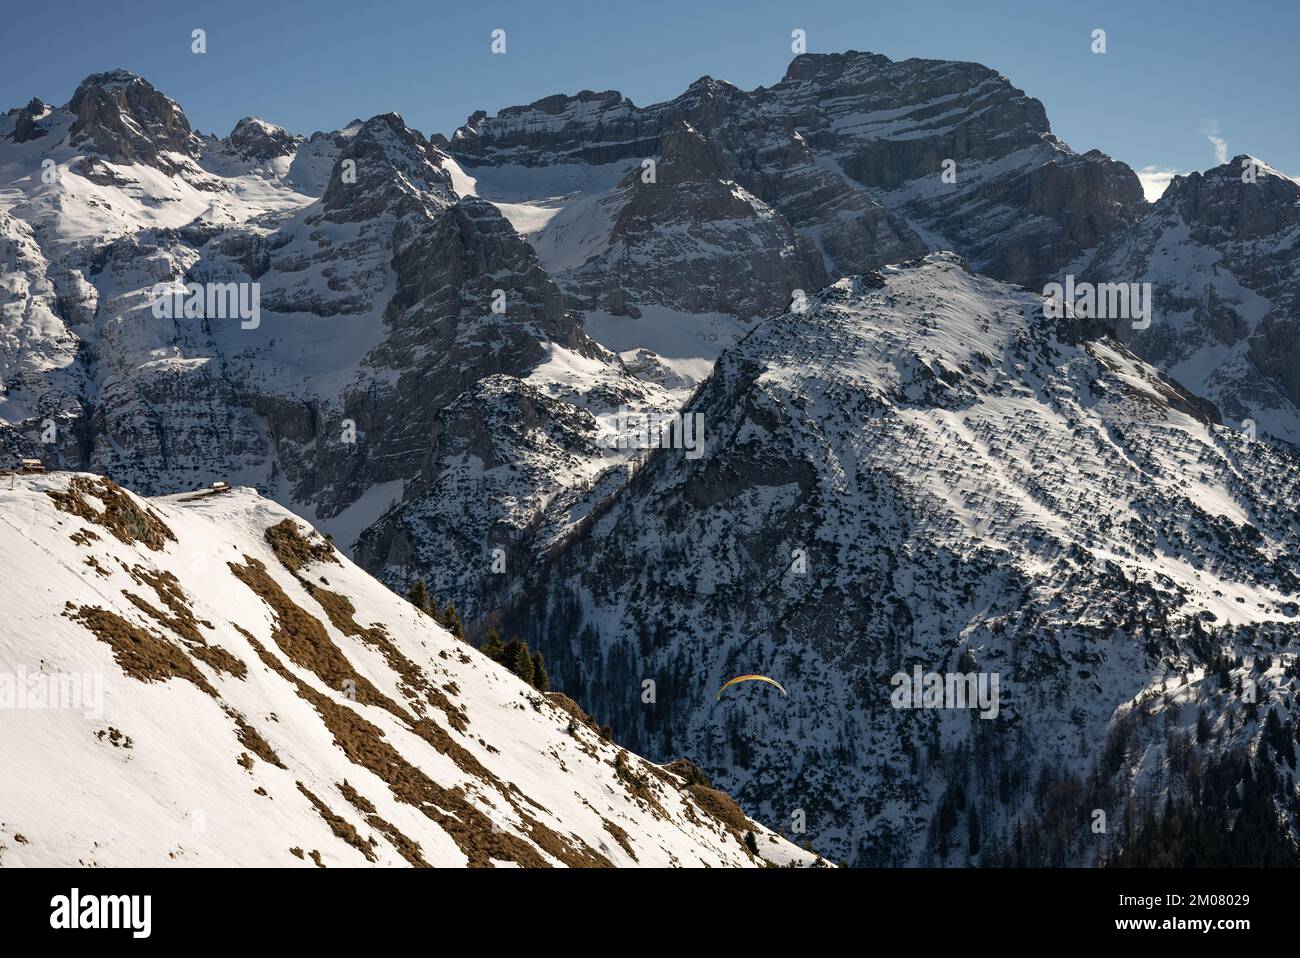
[2,51,1298,867]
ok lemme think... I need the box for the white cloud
[1136,165,1178,202]
[1200,120,1229,165]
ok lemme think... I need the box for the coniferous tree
[504,638,535,685]
[1264,708,1296,769]
[531,651,550,691]
[442,602,463,639]
[481,628,506,663]
[405,578,432,614]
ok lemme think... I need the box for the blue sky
[3,0,1296,196]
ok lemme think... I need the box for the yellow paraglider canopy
[717,674,788,701]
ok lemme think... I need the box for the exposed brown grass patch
[262,521,472,735]
[187,643,249,681]
[239,630,604,867]
[230,552,613,868]
[687,784,751,831]
[366,815,431,867]
[305,583,468,733]
[129,568,212,638]
[338,779,430,866]
[338,780,376,814]
[120,569,246,680]
[613,749,667,817]
[47,476,174,551]
[231,555,483,769]
[223,705,285,768]
[547,692,599,731]
[306,585,387,645]
[265,518,339,572]
[602,818,637,861]
[95,727,134,749]
[297,782,377,862]
[663,758,710,787]
[66,605,214,696]
[228,556,388,705]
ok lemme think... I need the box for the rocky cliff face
[224,116,303,162]
[67,69,203,171]
[1077,155,1300,445]
[0,73,667,598]
[450,50,1147,380]
[766,53,1148,288]
[453,72,926,286]
[559,123,829,320]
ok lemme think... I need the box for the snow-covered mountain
[0,471,820,867]
[447,52,1145,387]
[3,53,1300,869]
[502,254,1300,866]
[1076,154,1300,446]
[0,70,672,625]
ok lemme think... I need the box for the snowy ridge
[0,472,822,867]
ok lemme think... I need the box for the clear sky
[3,0,1295,197]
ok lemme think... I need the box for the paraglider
[717,674,788,701]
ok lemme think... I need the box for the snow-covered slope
[0,471,821,867]
[505,253,1300,866]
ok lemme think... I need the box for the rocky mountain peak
[1156,154,1300,239]
[680,75,741,101]
[321,112,454,218]
[653,122,733,181]
[225,116,303,160]
[5,97,51,143]
[508,89,630,117]
[66,69,200,168]
[780,48,895,83]
[450,90,645,168]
